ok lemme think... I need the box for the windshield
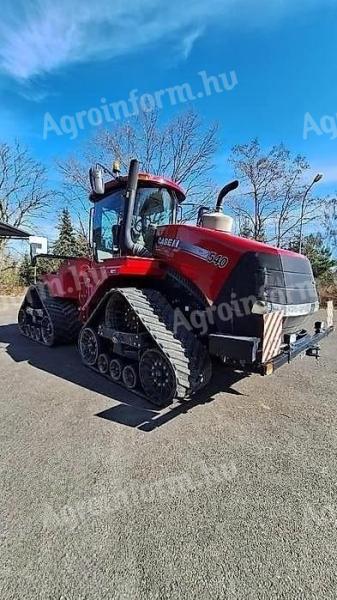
[93,186,176,260]
[93,189,123,260]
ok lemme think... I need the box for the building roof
[0,221,30,239]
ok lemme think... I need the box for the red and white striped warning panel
[327,300,334,328]
[262,310,284,363]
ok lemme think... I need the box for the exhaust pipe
[121,159,150,256]
[215,180,239,212]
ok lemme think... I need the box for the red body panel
[43,221,306,320]
[43,256,164,321]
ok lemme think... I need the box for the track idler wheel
[122,364,138,390]
[78,327,100,366]
[139,348,176,407]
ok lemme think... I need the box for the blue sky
[0,0,337,237]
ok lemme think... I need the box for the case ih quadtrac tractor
[18,159,334,407]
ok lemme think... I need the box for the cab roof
[90,173,186,203]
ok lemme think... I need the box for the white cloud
[180,29,204,60]
[0,0,331,81]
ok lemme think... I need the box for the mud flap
[261,310,284,364]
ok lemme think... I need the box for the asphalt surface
[0,300,336,599]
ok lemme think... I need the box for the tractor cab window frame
[131,186,177,252]
[92,189,124,261]
[93,184,177,261]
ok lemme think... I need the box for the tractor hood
[153,224,318,331]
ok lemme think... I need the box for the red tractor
[18,159,334,406]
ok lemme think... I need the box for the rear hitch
[314,321,325,334]
[306,345,320,360]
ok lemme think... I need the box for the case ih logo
[157,237,180,249]
[156,237,228,268]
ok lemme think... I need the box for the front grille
[264,254,317,306]
[214,250,319,337]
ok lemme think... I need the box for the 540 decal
[206,251,228,268]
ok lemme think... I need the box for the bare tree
[227,139,324,246]
[0,140,54,238]
[57,156,92,237]
[323,195,337,250]
[58,109,219,226]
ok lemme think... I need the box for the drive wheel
[79,327,100,366]
[41,316,54,346]
[139,349,176,406]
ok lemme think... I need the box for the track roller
[122,364,138,390]
[97,353,109,374]
[109,358,123,382]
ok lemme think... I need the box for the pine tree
[52,209,90,257]
[53,209,79,256]
[289,233,336,278]
[75,231,91,257]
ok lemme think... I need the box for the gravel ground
[0,302,336,600]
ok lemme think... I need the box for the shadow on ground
[0,322,249,431]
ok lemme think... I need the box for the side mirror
[89,167,105,195]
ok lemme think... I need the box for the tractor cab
[89,161,185,260]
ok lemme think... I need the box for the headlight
[252,300,268,315]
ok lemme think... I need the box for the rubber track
[19,282,81,345]
[112,288,212,399]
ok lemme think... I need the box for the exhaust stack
[201,179,239,233]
